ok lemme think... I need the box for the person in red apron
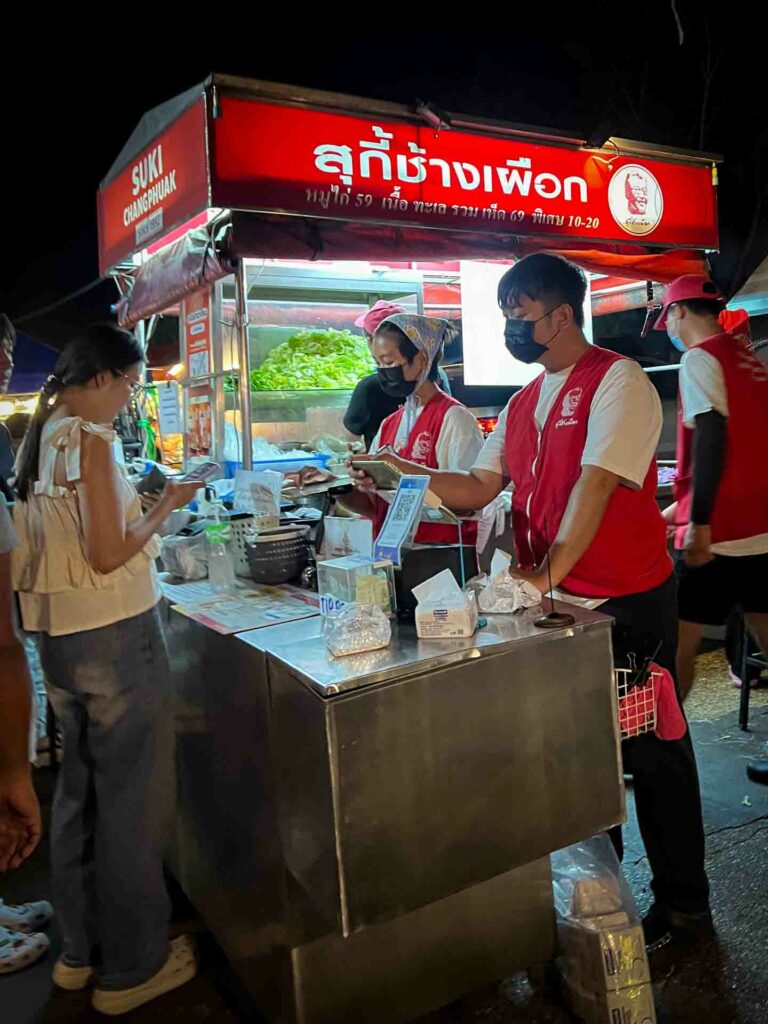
[352,254,710,952]
[653,276,768,781]
[368,313,483,545]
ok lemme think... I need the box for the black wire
[13,278,111,327]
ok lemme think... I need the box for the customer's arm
[0,548,40,872]
[77,433,202,575]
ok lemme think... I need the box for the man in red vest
[352,254,710,951]
[654,276,768,782]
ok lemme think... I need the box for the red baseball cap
[354,300,406,336]
[653,275,725,330]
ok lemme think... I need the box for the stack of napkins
[413,568,478,639]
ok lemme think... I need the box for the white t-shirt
[680,346,768,556]
[370,403,484,471]
[472,359,662,609]
[474,360,662,488]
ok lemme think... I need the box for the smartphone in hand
[176,462,221,485]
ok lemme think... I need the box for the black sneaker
[642,904,673,953]
[642,903,714,954]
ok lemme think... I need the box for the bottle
[205,506,236,595]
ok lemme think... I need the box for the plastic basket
[615,668,659,739]
[228,517,256,577]
[246,527,311,585]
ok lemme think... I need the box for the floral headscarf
[376,314,451,448]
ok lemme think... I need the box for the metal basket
[615,668,660,740]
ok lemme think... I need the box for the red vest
[377,392,478,545]
[673,332,768,548]
[505,347,671,599]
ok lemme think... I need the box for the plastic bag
[323,603,391,658]
[551,833,639,926]
[160,533,208,580]
[552,835,653,1014]
[475,549,542,614]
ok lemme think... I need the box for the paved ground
[3,654,768,1023]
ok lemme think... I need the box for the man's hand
[683,523,714,568]
[0,772,41,871]
[662,500,679,541]
[507,566,547,596]
[345,452,409,493]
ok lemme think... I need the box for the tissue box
[317,555,396,617]
[415,589,479,639]
[563,974,656,1024]
[557,917,650,992]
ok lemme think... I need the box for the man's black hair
[497,254,587,327]
[676,298,724,318]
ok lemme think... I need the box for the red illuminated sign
[98,100,209,273]
[212,97,718,250]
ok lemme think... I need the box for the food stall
[99,74,720,1023]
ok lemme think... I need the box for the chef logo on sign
[608,165,664,237]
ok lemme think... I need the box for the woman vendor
[353,313,483,544]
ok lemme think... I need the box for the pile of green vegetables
[246,328,375,390]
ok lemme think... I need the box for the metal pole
[234,260,253,470]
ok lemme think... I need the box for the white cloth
[12,417,161,636]
[370,403,484,471]
[474,359,662,489]
[680,346,768,555]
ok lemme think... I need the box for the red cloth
[376,392,478,545]
[718,308,751,343]
[504,347,672,599]
[618,664,686,741]
[652,664,687,741]
[674,332,768,547]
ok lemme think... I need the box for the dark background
[3,5,765,341]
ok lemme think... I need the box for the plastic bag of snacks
[323,603,391,658]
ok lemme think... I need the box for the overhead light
[167,363,184,379]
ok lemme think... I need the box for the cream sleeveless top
[12,417,161,636]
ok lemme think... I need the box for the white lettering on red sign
[312,125,589,208]
[123,142,178,228]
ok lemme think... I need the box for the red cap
[354,300,406,336]
[653,275,724,330]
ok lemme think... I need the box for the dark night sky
[4,6,766,338]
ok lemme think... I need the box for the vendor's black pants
[603,573,710,916]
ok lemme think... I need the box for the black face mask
[504,309,560,365]
[377,364,417,398]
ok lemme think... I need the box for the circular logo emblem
[608,165,664,237]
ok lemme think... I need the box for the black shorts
[676,551,768,625]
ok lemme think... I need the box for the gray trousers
[40,606,173,989]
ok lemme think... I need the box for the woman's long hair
[15,324,144,501]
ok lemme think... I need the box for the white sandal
[0,927,50,975]
[0,899,53,934]
[91,935,197,1016]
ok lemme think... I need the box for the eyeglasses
[117,371,147,396]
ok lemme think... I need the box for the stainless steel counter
[240,602,610,696]
[166,593,624,1024]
